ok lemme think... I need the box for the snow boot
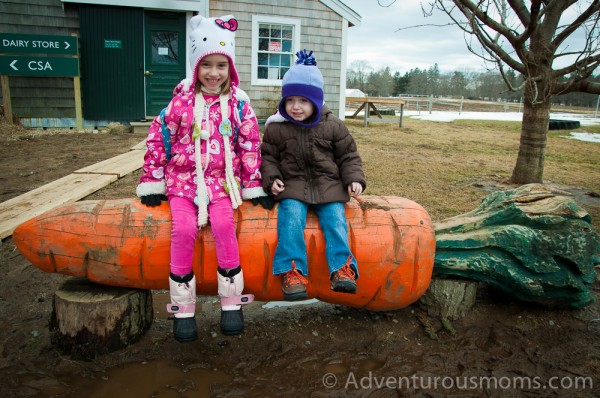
[217,266,255,336]
[166,271,198,343]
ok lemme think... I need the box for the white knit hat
[188,14,240,88]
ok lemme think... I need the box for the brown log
[50,278,153,360]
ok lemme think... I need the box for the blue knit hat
[278,50,324,128]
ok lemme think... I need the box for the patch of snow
[403,111,600,126]
[564,132,600,143]
[345,109,600,143]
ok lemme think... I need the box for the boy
[261,50,367,301]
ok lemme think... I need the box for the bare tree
[421,0,600,183]
[368,66,395,96]
[348,60,373,93]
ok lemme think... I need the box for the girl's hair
[220,76,232,94]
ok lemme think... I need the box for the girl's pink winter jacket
[136,85,265,202]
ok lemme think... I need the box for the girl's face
[284,96,314,122]
[197,54,229,92]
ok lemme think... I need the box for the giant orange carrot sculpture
[13,195,435,311]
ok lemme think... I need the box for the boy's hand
[271,179,285,195]
[348,182,363,197]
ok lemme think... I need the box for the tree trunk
[50,278,153,360]
[418,278,478,320]
[510,89,551,184]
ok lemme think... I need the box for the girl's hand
[348,182,363,197]
[271,179,285,195]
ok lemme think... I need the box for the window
[251,15,301,86]
[151,31,179,65]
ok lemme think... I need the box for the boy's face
[284,96,315,122]
[197,54,229,92]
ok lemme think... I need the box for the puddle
[356,358,386,372]
[65,360,230,397]
[19,292,375,397]
[295,355,385,375]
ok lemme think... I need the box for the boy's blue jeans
[272,198,359,278]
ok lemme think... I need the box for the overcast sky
[342,0,485,74]
[341,0,589,75]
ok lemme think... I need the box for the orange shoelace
[284,261,308,286]
[336,257,356,280]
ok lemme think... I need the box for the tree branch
[460,6,525,73]
[512,0,542,46]
[553,53,600,78]
[554,79,600,95]
[394,23,457,32]
[552,1,599,49]
[452,0,518,40]
[506,0,532,26]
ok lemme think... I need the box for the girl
[137,14,272,343]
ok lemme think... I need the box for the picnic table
[346,97,406,127]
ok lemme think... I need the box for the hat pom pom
[295,49,317,66]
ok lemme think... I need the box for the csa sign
[0,55,79,77]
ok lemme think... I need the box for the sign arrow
[64,41,70,50]
[1,55,78,76]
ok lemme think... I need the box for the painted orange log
[13,196,435,311]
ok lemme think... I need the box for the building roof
[321,0,361,27]
[61,0,362,26]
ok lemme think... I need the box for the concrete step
[130,121,152,135]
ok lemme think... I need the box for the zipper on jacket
[299,127,317,204]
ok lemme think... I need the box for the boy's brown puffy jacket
[261,106,366,204]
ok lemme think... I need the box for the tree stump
[50,278,153,360]
[419,278,478,320]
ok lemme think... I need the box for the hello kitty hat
[188,14,240,88]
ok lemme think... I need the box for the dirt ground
[1,122,599,397]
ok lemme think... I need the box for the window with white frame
[251,15,301,86]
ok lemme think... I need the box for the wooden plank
[349,102,366,118]
[369,102,383,118]
[0,173,117,240]
[130,139,147,150]
[73,149,145,178]
[73,76,83,130]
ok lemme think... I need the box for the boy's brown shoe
[331,262,357,294]
[281,261,308,301]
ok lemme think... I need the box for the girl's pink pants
[169,196,239,276]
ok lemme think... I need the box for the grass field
[346,117,600,230]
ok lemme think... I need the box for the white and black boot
[217,266,255,336]
[166,271,198,342]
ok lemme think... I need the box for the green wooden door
[144,11,186,118]
[80,5,145,120]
